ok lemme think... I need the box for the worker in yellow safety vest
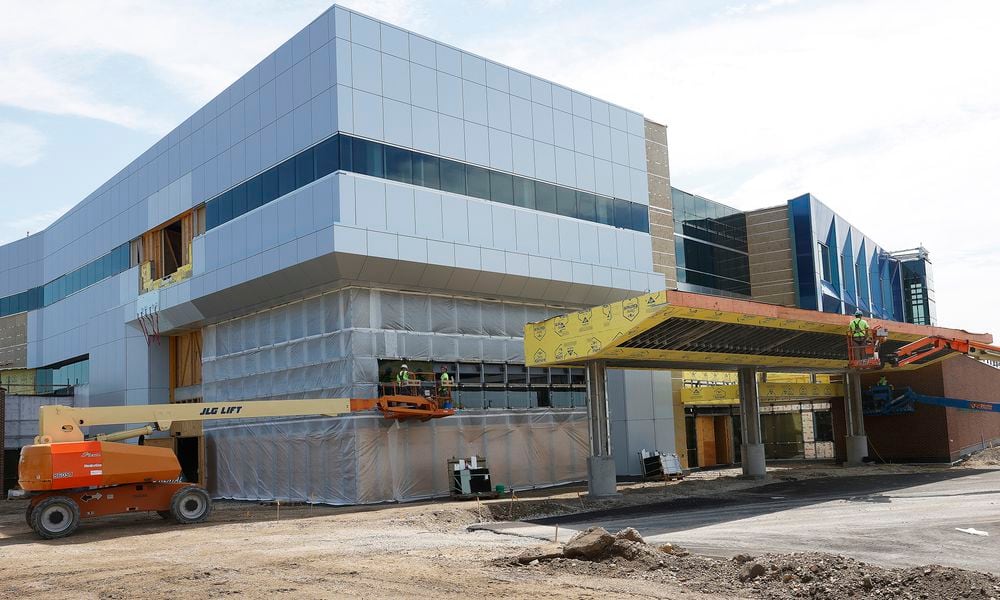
[849,310,870,352]
[438,366,453,404]
[396,363,412,394]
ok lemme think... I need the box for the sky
[0,0,997,336]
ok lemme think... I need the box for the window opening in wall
[139,210,196,293]
[162,220,183,277]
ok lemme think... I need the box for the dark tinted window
[295,149,314,187]
[466,165,490,200]
[556,187,577,218]
[384,146,412,184]
[535,182,556,214]
[490,171,513,205]
[206,199,220,229]
[513,176,535,209]
[630,202,649,232]
[278,159,296,197]
[246,176,263,211]
[440,159,466,195]
[262,168,279,204]
[413,153,440,189]
[352,138,384,177]
[596,196,614,225]
[314,136,339,178]
[483,363,505,384]
[232,183,248,217]
[577,191,596,222]
[614,198,631,229]
[218,190,234,224]
[338,135,353,171]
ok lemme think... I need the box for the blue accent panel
[788,195,817,310]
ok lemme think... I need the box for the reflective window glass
[246,176,263,211]
[596,196,614,225]
[338,135,353,171]
[278,159,296,197]
[384,145,413,184]
[262,168,279,204]
[218,190,234,224]
[577,192,596,222]
[295,148,315,188]
[233,182,248,217]
[489,171,513,205]
[535,182,556,214]
[314,136,339,179]
[352,138,384,177]
[613,198,631,229]
[466,165,490,200]
[512,176,535,209]
[440,159,466,195]
[630,203,649,232]
[412,153,440,189]
[206,199,220,230]
[556,187,577,219]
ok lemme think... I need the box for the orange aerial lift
[848,325,1000,371]
[18,384,456,539]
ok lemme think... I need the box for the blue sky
[1,0,998,336]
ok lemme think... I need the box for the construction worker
[849,310,870,353]
[438,366,453,406]
[396,363,412,394]
[878,376,888,387]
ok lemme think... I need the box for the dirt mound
[962,447,1000,468]
[500,528,1000,599]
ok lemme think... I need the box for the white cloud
[0,122,46,167]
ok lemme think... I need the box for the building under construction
[2,4,998,502]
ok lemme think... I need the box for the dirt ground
[0,460,996,599]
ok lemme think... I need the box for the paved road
[481,469,1000,574]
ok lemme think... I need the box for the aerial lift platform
[17,385,455,539]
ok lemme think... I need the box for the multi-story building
[1,4,678,498]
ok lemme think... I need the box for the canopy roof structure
[525,290,993,372]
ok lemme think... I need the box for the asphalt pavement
[478,469,1000,574]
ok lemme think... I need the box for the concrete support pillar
[845,372,868,465]
[585,360,617,497]
[737,367,766,478]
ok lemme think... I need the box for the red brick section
[665,290,994,344]
[856,359,1000,462]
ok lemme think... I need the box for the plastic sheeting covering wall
[201,287,571,403]
[205,410,588,504]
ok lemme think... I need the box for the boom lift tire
[31,496,81,539]
[168,486,212,524]
[156,510,172,519]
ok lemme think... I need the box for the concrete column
[585,360,617,497]
[737,367,766,478]
[845,372,868,465]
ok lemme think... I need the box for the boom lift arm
[888,336,1000,368]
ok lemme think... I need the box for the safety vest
[396,370,410,382]
[440,372,451,384]
[849,318,869,338]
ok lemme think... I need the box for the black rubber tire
[30,496,80,539]
[168,486,212,524]
[156,510,172,519]
[25,503,36,530]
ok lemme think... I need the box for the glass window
[314,136,339,179]
[457,362,482,384]
[466,165,490,200]
[338,135,353,171]
[262,167,279,204]
[412,153,440,189]
[440,159,466,195]
[528,367,548,385]
[95,255,107,280]
[278,159,296,197]
[483,363,505,384]
[206,198,220,230]
[556,187,577,218]
[550,368,569,384]
[596,196,614,225]
[614,199,631,229]
[569,368,586,385]
[489,171,513,205]
[577,192,596,222]
[218,191,234,225]
[246,176,263,211]
[232,182,248,218]
[507,364,528,385]
[819,243,832,281]
[295,148,315,188]
[535,182,556,214]
[512,176,535,209]
[384,145,413,184]
[630,203,649,233]
[352,138,384,177]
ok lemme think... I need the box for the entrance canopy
[525,290,992,372]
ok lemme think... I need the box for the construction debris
[501,529,1000,600]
